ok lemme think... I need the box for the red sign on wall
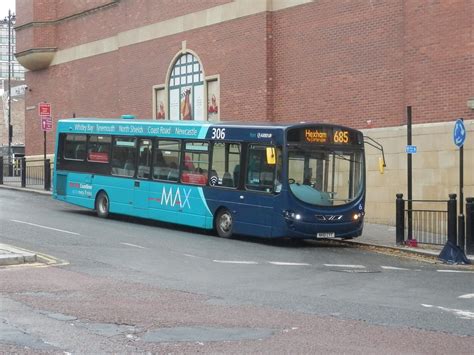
[38,102,51,117]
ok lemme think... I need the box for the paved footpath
[0,185,472,266]
[0,243,38,266]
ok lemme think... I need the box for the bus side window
[181,142,209,186]
[87,135,111,163]
[111,137,137,177]
[246,145,279,193]
[75,145,86,160]
[64,134,87,161]
[137,139,152,179]
[210,142,240,188]
[152,140,181,182]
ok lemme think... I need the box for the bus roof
[57,117,359,131]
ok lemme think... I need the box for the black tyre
[95,191,110,218]
[215,209,233,238]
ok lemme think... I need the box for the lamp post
[6,9,15,176]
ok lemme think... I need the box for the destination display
[287,126,361,145]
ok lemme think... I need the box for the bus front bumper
[279,218,364,240]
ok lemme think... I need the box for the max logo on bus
[149,186,192,208]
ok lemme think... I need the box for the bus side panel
[234,192,274,237]
[203,188,277,238]
[92,176,135,216]
[147,183,213,229]
[202,188,245,235]
[54,171,95,210]
[270,190,291,238]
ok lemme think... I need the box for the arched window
[168,53,204,121]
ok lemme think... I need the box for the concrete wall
[364,119,474,225]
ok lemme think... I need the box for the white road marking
[11,219,80,236]
[421,304,474,320]
[183,253,210,261]
[120,242,146,249]
[268,262,310,266]
[437,269,474,274]
[459,293,474,299]
[213,260,258,265]
[324,264,365,269]
[381,266,410,271]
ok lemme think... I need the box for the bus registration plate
[316,232,335,239]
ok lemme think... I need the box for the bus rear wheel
[215,209,233,238]
[95,191,110,218]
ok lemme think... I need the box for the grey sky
[0,0,16,19]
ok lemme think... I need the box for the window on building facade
[0,20,25,80]
[207,78,220,121]
[155,86,166,119]
[168,53,205,121]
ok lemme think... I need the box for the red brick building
[14,0,474,223]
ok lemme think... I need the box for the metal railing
[466,198,474,254]
[0,157,52,191]
[396,193,452,245]
[411,207,448,245]
[396,193,474,256]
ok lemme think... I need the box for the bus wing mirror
[378,157,385,174]
[364,136,386,174]
[266,147,276,165]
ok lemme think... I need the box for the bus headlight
[284,210,302,220]
[353,213,363,221]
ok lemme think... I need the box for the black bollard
[396,193,405,245]
[44,159,51,191]
[21,158,26,188]
[447,194,457,245]
[466,198,474,254]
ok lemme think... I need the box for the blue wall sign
[406,145,417,154]
[453,119,466,148]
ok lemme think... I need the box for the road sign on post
[38,102,51,117]
[453,118,467,251]
[405,145,417,154]
[38,102,52,162]
[453,119,466,147]
[41,117,53,131]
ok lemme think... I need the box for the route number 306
[211,128,226,139]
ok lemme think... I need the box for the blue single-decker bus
[53,117,366,239]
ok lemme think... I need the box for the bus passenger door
[234,145,282,237]
[133,180,150,216]
[236,191,277,237]
[133,139,152,218]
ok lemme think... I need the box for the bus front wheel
[96,191,110,218]
[215,209,233,238]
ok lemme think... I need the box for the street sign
[41,117,53,132]
[406,145,417,154]
[453,118,466,147]
[38,102,51,117]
